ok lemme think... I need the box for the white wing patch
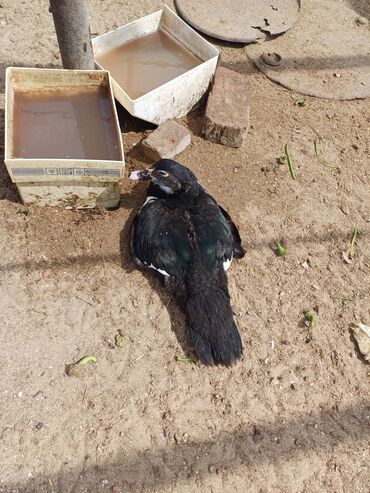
[143,262,170,277]
[139,196,157,212]
[158,184,174,195]
[223,258,232,271]
[137,196,170,276]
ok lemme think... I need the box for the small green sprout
[77,355,97,365]
[348,228,362,260]
[175,355,192,363]
[115,330,126,348]
[304,311,316,328]
[275,242,286,257]
[284,144,296,180]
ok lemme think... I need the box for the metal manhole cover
[246,0,370,100]
[175,0,301,43]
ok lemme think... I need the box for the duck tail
[185,266,243,366]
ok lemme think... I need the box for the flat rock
[141,120,191,161]
[203,67,253,148]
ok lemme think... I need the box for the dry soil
[0,1,369,493]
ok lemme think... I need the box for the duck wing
[191,193,237,270]
[218,205,245,259]
[131,200,192,279]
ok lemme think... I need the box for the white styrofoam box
[5,67,124,208]
[92,6,219,124]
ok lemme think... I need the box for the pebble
[356,16,368,26]
[206,419,216,430]
[173,432,189,443]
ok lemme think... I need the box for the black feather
[185,264,242,366]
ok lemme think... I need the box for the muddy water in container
[96,30,202,99]
[12,86,120,160]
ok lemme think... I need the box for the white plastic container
[92,6,219,124]
[5,67,124,208]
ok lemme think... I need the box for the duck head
[129,159,200,197]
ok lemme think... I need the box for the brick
[141,120,191,160]
[203,67,253,148]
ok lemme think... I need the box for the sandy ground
[0,1,370,492]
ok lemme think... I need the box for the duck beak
[129,169,152,181]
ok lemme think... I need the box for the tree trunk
[49,0,95,70]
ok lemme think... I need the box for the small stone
[356,16,368,26]
[340,203,349,215]
[208,464,216,473]
[141,120,191,160]
[206,419,216,430]
[352,323,370,362]
[301,261,309,270]
[334,73,341,78]
[203,66,253,148]
[17,391,23,398]
[112,485,121,493]
[35,422,44,430]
